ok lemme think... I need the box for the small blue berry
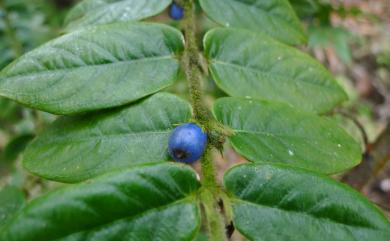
[168,123,207,164]
[169,2,184,20]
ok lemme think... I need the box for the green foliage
[377,50,390,67]
[290,0,360,64]
[0,97,19,120]
[0,0,69,173]
[65,0,172,30]
[0,186,25,227]
[225,163,390,241]
[2,134,34,163]
[23,93,191,183]
[0,23,184,114]
[199,0,306,45]
[0,0,388,240]
[308,25,353,63]
[289,0,319,18]
[0,164,201,241]
[0,0,63,68]
[204,28,347,113]
[213,97,361,174]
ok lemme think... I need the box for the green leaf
[199,0,306,45]
[204,28,347,113]
[0,163,201,241]
[224,163,390,241]
[290,0,320,18]
[213,97,361,174]
[23,93,191,183]
[65,0,172,31]
[0,186,25,227]
[0,97,19,121]
[0,23,184,115]
[3,134,35,163]
[308,26,352,64]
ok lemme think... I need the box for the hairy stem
[182,0,217,189]
[201,146,218,189]
[201,149,227,241]
[182,0,209,124]
[201,187,228,241]
[182,1,227,240]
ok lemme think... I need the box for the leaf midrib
[230,129,342,166]
[232,128,322,141]
[0,55,176,80]
[232,198,384,231]
[34,130,171,145]
[211,60,338,91]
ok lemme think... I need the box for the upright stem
[182,0,218,189]
[200,147,227,241]
[181,1,226,240]
[182,0,209,124]
[201,146,218,188]
[201,187,228,241]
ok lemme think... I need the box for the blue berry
[168,123,207,164]
[169,2,184,20]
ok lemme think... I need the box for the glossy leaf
[204,28,347,113]
[65,0,172,30]
[213,97,361,174]
[0,163,201,241]
[0,186,25,227]
[224,163,390,241]
[23,93,191,183]
[0,23,183,115]
[199,0,306,45]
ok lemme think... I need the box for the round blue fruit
[168,123,207,164]
[169,2,184,20]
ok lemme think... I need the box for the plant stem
[201,187,228,241]
[182,0,218,190]
[181,1,227,240]
[182,0,209,124]
[200,148,228,241]
[201,146,218,188]
[0,0,23,57]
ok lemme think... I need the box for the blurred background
[0,0,389,225]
